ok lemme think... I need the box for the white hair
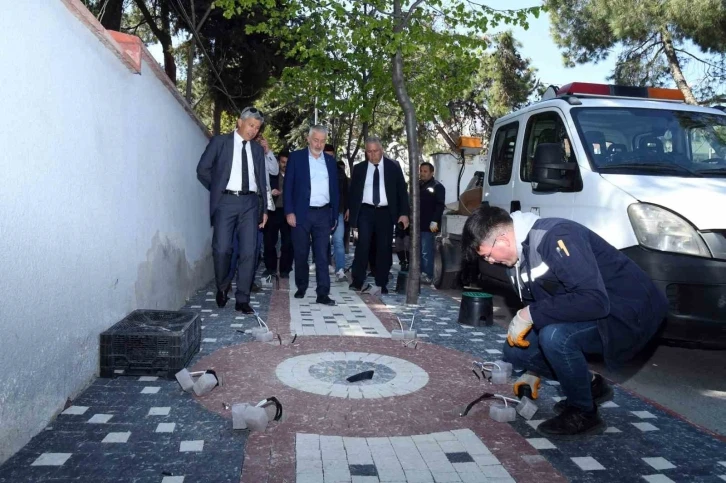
[308,125,328,137]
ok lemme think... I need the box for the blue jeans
[420,231,435,278]
[502,321,604,411]
[331,213,345,272]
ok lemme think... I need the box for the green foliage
[427,30,539,151]
[481,31,538,119]
[217,0,540,130]
[546,0,726,102]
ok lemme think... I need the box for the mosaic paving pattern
[0,278,273,483]
[276,352,429,398]
[290,278,390,337]
[295,429,515,483]
[2,256,726,483]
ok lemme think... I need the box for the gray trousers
[212,193,259,303]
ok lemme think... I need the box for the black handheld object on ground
[346,370,374,383]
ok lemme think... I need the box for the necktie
[373,164,380,206]
[241,140,249,192]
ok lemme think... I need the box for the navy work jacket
[510,218,668,367]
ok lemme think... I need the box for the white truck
[434,82,726,347]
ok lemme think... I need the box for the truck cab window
[521,112,576,182]
[488,122,519,186]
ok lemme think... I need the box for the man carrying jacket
[462,205,667,438]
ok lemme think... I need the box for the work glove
[513,373,540,400]
[506,310,533,348]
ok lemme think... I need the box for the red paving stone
[192,278,566,482]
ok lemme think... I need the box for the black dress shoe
[380,286,389,295]
[251,283,261,293]
[537,405,605,439]
[553,373,613,414]
[235,302,254,314]
[349,283,362,292]
[294,289,306,299]
[316,294,336,306]
[216,289,228,308]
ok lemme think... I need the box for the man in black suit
[348,136,410,294]
[196,107,269,314]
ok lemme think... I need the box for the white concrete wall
[0,1,213,462]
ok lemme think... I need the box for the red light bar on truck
[556,82,685,101]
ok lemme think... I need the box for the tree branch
[133,0,169,45]
[400,0,426,30]
[674,48,726,72]
[196,2,213,30]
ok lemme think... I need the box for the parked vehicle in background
[436,82,726,348]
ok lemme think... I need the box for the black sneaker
[553,373,614,414]
[294,289,305,299]
[537,405,606,439]
[349,283,362,292]
[280,272,290,279]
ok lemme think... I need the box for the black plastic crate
[100,309,201,379]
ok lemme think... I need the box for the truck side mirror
[531,143,580,192]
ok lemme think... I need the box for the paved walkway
[289,274,389,337]
[1,260,725,483]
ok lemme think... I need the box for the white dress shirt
[309,150,330,207]
[363,160,388,206]
[265,150,279,176]
[227,131,258,192]
[264,150,279,211]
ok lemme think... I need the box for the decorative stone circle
[275,352,429,399]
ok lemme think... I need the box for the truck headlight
[627,203,711,258]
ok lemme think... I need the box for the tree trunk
[134,0,176,82]
[392,48,421,305]
[185,0,196,103]
[213,99,222,135]
[160,1,176,83]
[186,42,195,102]
[98,0,124,31]
[660,28,697,105]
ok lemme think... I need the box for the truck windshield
[571,107,726,177]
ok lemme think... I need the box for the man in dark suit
[283,125,340,305]
[196,107,269,314]
[348,136,410,294]
[263,152,293,277]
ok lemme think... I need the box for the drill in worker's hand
[513,373,540,420]
[513,373,540,400]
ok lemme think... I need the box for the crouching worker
[462,206,667,438]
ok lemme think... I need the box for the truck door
[483,121,520,212]
[513,109,577,218]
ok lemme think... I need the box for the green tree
[546,0,726,104]
[218,0,539,303]
[432,31,539,152]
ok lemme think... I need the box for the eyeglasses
[480,236,500,262]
